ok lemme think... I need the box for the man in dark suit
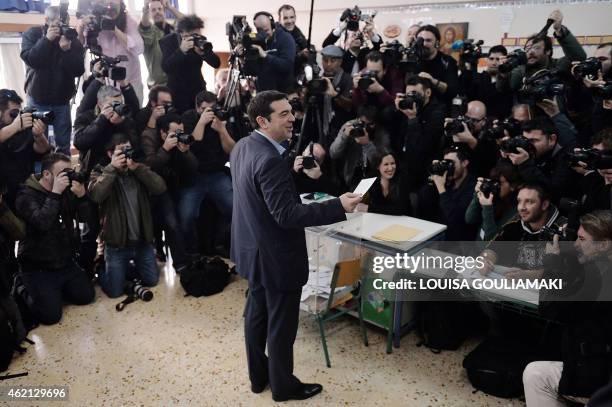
[230,91,361,402]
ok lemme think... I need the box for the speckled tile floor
[4,263,526,407]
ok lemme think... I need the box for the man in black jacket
[15,153,95,325]
[20,6,85,155]
[414,25,459,108]
[241,11,295,93]
[278,4,309,78]
[391,76,446,190]
[160,15,220,113]
[133,85,173,136]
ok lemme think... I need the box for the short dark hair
[365,50,387,70]
[489,45,508,56]
[278,4,295,19]
[443,145,470,162]
[156,113,182,133]
[177,15,204,33]
[0,89,22,113]
[148,85,172,105]
[105,133,130,152]
[247,90,288,129]
[522,117,557,139]
[41,153,70,173]
[592,128,612,149]
[405,74,431,90]
[490,161,522,189]
[357,104,378,123]
[416,25,441,43]
[195,90,217,107]
[517,181,551,203]
[526,34,553,56]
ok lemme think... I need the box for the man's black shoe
[251,382,268,394]
[272,383,323,402]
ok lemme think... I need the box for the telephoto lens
[128,279,153,302]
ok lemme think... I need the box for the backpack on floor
[462,337,541,398]
[180,256,233,297]
[0,295,31,373]
[416,301,470,352]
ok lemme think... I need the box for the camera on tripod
[479,178,501,199]
[398,91,424,111]
[18,107,55,124]
[500,136,536,157]
[518,69,565,104]
[566,148,612,170]
[91,51,128,81]
[192,33,213,53]
[340,6,376,31]
[499,49,527,74]
[383,37,423,73]
[172,129,195,145]
[226,15,266,60]
[301,64,328,96]
[429,159,455,177]
[481,117,523,140]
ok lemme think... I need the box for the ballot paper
[352,177,377,196]
[371,224,422,243]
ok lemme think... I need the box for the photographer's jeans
[26,96,72,156]
[151,192,188,269]
[101,243,159,298]
[177,171,233,254]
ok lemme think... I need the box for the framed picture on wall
[436,23,469,61]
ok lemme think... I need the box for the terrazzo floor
[4,262,526,407]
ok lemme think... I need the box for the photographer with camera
[0,89,51,208]
[179,91,234,256]
[160,15,220,113]
[141,113,196,272]
[134,85,173,135]
[413,25,459,108]
[418,146,478,241]
[89,133,166,298]
[77,0,145,104]
[391,76,446,190]
[74,85,138,174]
[237,11,295,93]
[329,105,390,191]
[20,6,84,156]
[352,50,404,109]
[465,162,521,241]
[505,117,577,202]
[322,8,382,75]
[15,153,95,325]
[571,128,612,212]
[459,45,513,120]
[292,142,341,197]
[139,0,184,88]
[497,10,586,94]
[580,43,612,134]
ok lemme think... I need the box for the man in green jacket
[139,0,184,88]
[89,133,167,298]
[497,9,586,93]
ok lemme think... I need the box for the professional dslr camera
[444,116,473,138]
[57,24,78,41]
[397,91,424,111]
[340,6,377,32]
[357,70,378,91]
[172,129,195,145]
[499,49,527,74]
[481,117,522,140]
[500,136,536,157]
[299,64,328,96]
[15,107,55,124]
[110,101,130,117]
[593,82,612,99]
[429,159,455,177]
[121,145,135,159]
[349,120,367,138]
[61,168,89,187]
[91,51,128,81]
[192,33,213,53]
[211,105,230,121]
[566,148,612,170]
[518,69,565,104]
[479,178,501,199]
[573,57,602,80]
[126,279,153,301]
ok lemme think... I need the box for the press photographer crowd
[1,0,612,404]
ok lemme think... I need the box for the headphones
[254,11,275,27]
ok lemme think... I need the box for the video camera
[172,129,195,145]
[518,69,565,104]
[452,39,484,66]
[226,15,266,60]
[340,6,377,32]
[381,37,424,73]
[83,3,119,51]
[479,178,501,199]
[429,159,455,177]
[91,51,128,81]
[301,64,328,96]
[18,107,55,124]
[566,148,612,170]
[481,117,523,140]
[397,91,424,111]
[500,136,536,157]
[499,49,527,74]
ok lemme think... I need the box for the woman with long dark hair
[365,150,412,216]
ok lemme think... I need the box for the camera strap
[115,293,136,312]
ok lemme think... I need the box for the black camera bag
[180,256,233,297]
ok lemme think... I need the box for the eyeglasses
[524,44,544,53]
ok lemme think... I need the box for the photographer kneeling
[15,153,95,325]
[89,134,167,298]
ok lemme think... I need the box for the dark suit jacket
[230,131,346,291]
[159,32,220,112]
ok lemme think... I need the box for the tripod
[222,54,251,140]
[288,93,325,161]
